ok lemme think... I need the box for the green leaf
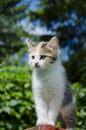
[9,99,21,107]
[3,106,11,114]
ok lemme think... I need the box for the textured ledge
[25,124,65,130]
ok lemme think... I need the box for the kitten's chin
[34,65,51,70]
[33,65,46,70]
[34,66,40,69]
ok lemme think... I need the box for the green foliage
[65,49,86,85]
[72,83,86,130]
[0,65,36,130]
[0,0,29,62]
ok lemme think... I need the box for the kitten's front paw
[48,120,55,126]
[36,119,48,125]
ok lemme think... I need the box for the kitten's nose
[35,62,39,67]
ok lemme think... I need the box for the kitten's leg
[48,98,62,125]
[35,98,48,125]
[61,103,75,130]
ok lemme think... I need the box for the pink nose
[35,62,39,67]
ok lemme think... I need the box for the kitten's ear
[26,39,35,48]
[48,36,59,51]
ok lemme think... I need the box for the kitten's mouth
[34,64,40,68]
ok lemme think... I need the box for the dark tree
[0,0,29,63]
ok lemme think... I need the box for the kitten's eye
[40,55,47,60]
[32,55,35,59]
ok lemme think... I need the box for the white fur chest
[32,62,66,104]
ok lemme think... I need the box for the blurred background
[0,0,86,130]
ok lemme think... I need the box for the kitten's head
[26,37,60,70]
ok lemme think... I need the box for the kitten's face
[26,37,59,69]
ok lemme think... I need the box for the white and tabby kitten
[26,37,75,130]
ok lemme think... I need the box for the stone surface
[25,124,65,130]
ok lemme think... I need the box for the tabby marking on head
[26,37,59,69]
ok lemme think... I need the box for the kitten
[26,37,75,130]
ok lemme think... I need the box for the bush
[72,83,86,130]
[0,65,36,130]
